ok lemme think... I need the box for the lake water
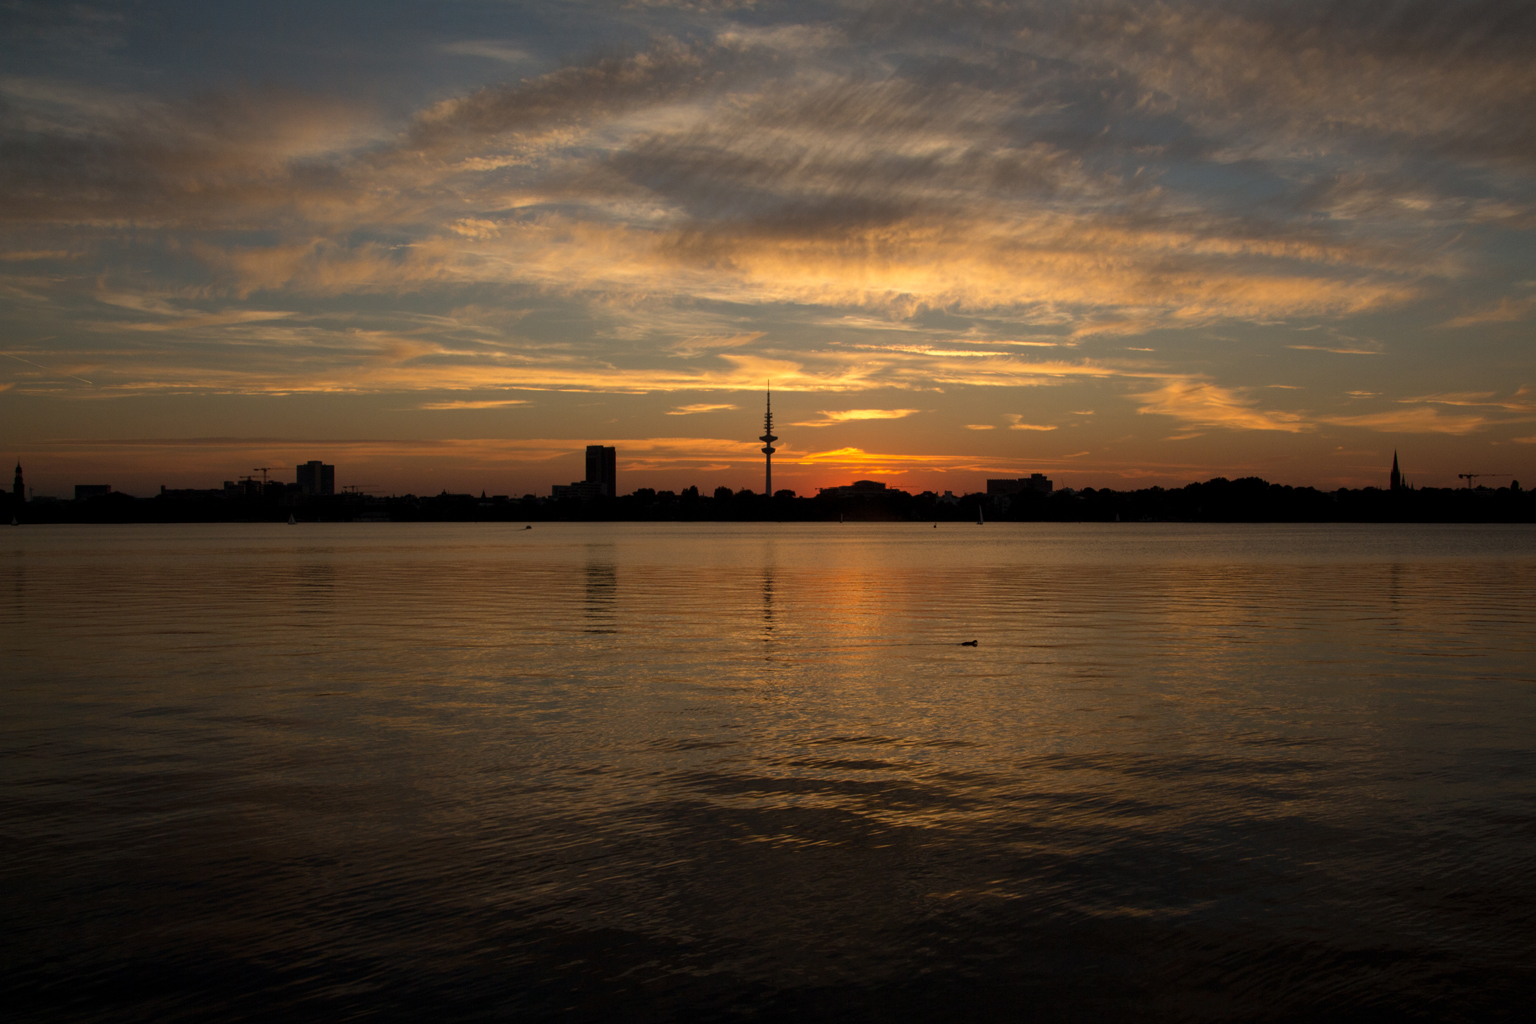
[4,522,1535,1022]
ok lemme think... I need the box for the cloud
[400,37,758,158]
[964,424,994,430]
[416,398,529,410]
[1,0,1532,457]
[1441,295,1536,327]
[667,403,738,415]
[3,24,1445,322]
[792,408,922,428]
[1400,387,1536,412]
[792,446,974,475]
[1134,378,1311,433]
[666,332,765,357]
[436,41,534,64]
[114,309,297,332]
[0,249,83,261]
[1287,344,1383,355]
[1319,408,1490,435]
[1070,0,1536,168]
[1005,415,1057,431]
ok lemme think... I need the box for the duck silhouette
[959,640,978,647]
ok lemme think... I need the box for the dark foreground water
[4,522,1535,1022]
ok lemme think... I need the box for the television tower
[760,385,778,497]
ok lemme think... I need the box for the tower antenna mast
[759,383,778,497]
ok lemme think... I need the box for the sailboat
[287,514,296,525]
[977,505,984,525]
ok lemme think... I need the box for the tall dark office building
[585,445,616,497]
[13,461,23,502]
[296,460,335,496]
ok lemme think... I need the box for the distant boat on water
[287,514,296,525]
[977,506,984,525]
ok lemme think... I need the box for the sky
[2,0,1533,498]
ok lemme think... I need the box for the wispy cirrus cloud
[1401,387,1536,412]
[792,408,922,428]
[792,447,975,476]
[2,0,1532,490]
[667,403,738,415]
[1318,408,1490,435]
[436,40,534,64]
[1134,378,1311,433]
[1441,295,1536,327]
[416,398,529,410]
[1287,342,1383,355]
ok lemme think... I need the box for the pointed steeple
[1390,451,1401,492]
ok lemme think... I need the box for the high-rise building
[585,445,616,497]
[296,461,335,496]
[13,461,23,502]
[759,388,777,496]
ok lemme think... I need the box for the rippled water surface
[5,522,1535,1022]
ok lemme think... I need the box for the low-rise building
[817,480,890,498]
[552,480,607,500]
[987,474,1053,496]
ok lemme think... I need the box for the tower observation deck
[760,388,778,496]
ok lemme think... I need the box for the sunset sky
[2,0,1533,497]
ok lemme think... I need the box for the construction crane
[1458,473,1509,489]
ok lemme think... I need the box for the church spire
[759,385,778,497]
[1390,450,1401,492]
